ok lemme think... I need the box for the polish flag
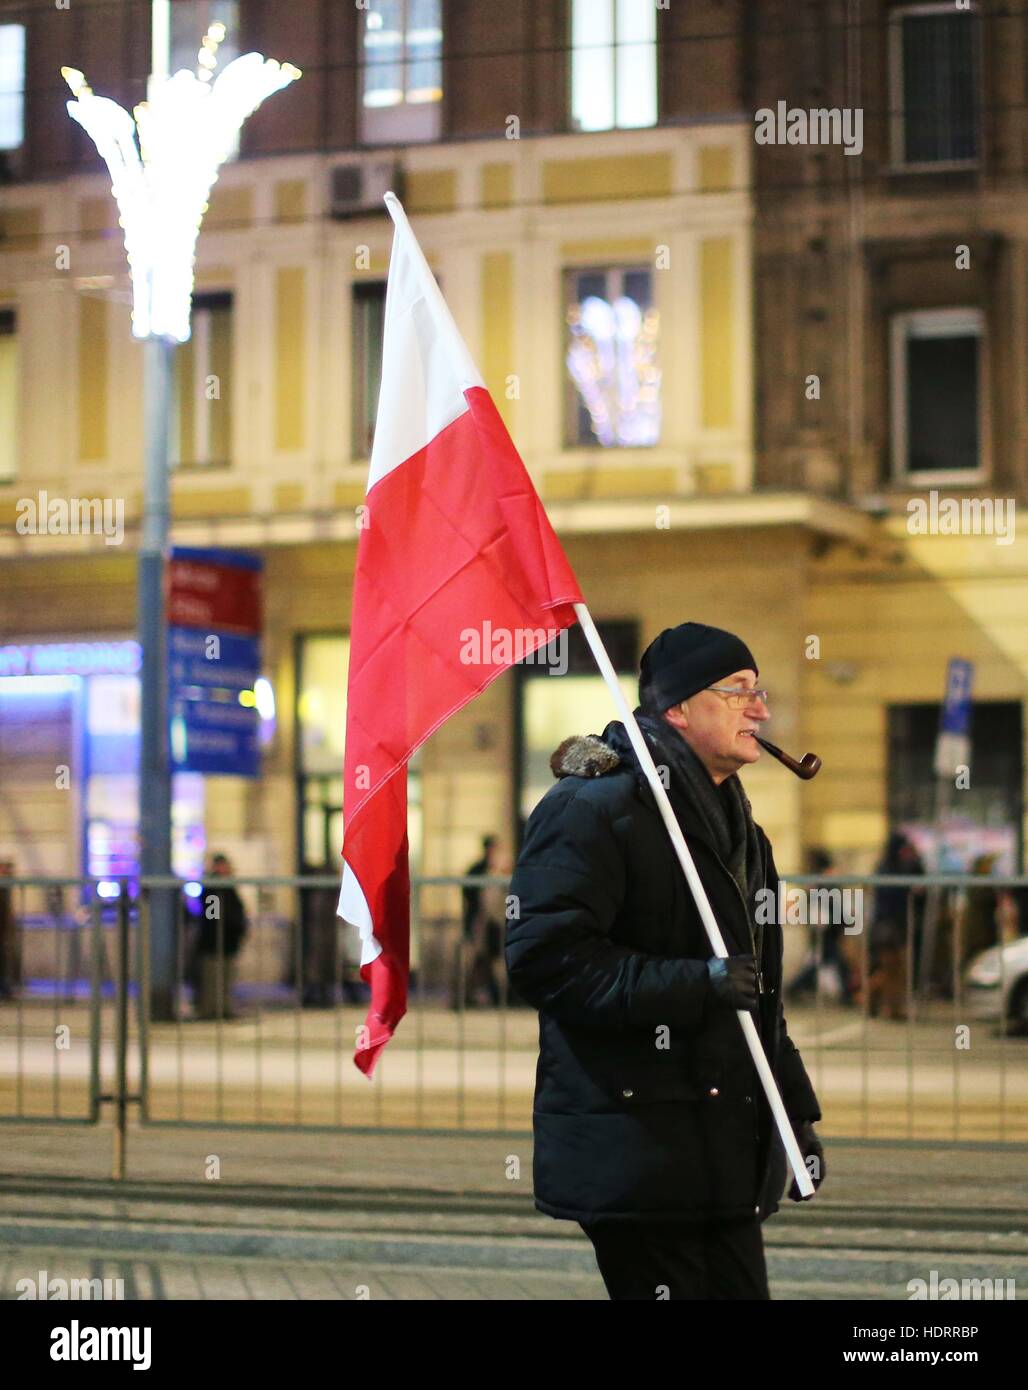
[339,193,583,1077]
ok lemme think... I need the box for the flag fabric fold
[340,193,584,1077]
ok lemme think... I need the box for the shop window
[0,23,24,151]
[296,633,423,874]
[570,0,657,132]
[890,308,985,481]
[887,701,1023,870]
[352,281,386,460]
[360,0,443,146]
[516,620,638,836]
[565,266,660,448]
[889,4,979,168]
[0,308,16,483]
[173,291,233,469]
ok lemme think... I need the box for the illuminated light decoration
[61,35,300,343]
[0,640,141,678]
[97,880,122,899]
[253,676,275,722]
[0,675,81,695]
[170,713,187,764]
[183,880,203,898]
[566,294,661,447]
[237,688,257,708]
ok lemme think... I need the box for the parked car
[965,938,1028,1031]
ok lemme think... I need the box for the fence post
[112,878,130,1180]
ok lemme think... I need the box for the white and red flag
[339,193,583,1077]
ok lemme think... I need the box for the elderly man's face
[662,668,769,784]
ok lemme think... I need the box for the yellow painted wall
[481,251,514,428]
[802,527,1028,867]
[0,207,42,252]
[274,267,306,451]
[542,153,672,204]
[405,170,457,213]
[480,163,513,208]
[274,179,308,222]
[204,185,254,229]
[700,237,734,430]
[77,294,107,461]
[698,145,734,192]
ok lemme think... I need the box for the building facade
[0,1,1025,917]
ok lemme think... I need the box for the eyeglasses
[705,684,770,709]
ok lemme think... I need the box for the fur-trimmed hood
[549,734,622,780]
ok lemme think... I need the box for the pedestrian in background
[196,852,248,1021]
[868,831,924,1020]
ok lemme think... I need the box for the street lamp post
[62,27,299,1019]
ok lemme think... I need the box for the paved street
[0,1123,1026,1300]
[2,999,1026,1138]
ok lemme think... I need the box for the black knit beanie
[638,622,758,712]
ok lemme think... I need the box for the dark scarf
[602,711,766,954]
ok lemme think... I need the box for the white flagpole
[573,601,815,1199]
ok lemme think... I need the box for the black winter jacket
[506,724,821,1225]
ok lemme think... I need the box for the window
[296,634,423,874]
[167,0,238,76]
[360,0,442,145]
[570,0,657,132]
[889,5,978,167]
[172,292,232,468]
[887,701,1023,870]
[352,282,386,459]
[0,308,16,482]
[890,308,985,481]
[516,621,638,839]
[0,24,25,151]
[565,267,660,447]
[158,2,240,156]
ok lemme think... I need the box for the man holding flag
[505,623,825,1300]
[337,196,822,1300]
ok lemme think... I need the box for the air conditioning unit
[329,160,401,219]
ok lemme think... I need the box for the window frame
[889,306,988,486]
[568,0,658,134]
[0,22,25,153]
[358,0,443,147]
[351,279,387,462]
[887,2,981,172]
[0,306,17,484]
[563,263,660,450]
[172,289,233,471]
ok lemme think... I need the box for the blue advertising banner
[168,547,263,778]
[170,695,261,776]
[940,657,974,736]
[934,657,974,779]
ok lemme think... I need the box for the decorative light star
[62,30,300,342]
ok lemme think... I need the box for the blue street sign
[169,694,260,777]
[166,547,264,778]
[168,627,261,693]
[940,658,974,736]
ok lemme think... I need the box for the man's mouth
[740,729,758,739]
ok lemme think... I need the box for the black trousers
[580,1215,770,1301]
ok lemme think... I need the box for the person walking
[455,835,506,1008]
[506,622,824,1300]
[867,831,925,1019]
[196,852,248,1020]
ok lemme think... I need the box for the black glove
[706,955,758,1013]
[788,1120,825,1201]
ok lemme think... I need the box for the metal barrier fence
[1,874,1027,1163]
